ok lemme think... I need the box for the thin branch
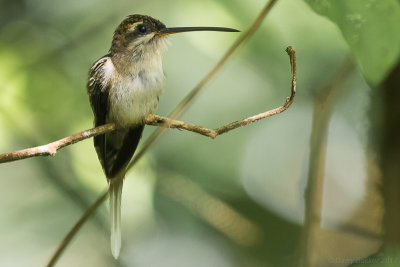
[298,58,354,267]
[0,124,116,164]
[166,0,279,120]
[0,46,294,165]
[47,190,109,267]
[145,46,296,139]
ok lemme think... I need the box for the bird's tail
[109,176,123,259]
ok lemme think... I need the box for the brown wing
[87,55,144,178]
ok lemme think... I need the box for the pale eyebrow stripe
[129,21,144,31]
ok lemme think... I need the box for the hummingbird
[86,14,239,258]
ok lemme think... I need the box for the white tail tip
[109,178,123,259]
[111,230,121,259]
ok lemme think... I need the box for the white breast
[103,58,164,127]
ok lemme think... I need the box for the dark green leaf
[304,0,400,85]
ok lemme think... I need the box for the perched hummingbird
[86,14,239,258]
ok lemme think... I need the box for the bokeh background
[1,0,399,266]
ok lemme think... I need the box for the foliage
[304,0,400,85]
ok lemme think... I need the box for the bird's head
[110,14,239,58]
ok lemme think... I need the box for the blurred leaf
[304,0,400,85]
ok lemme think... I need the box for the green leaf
[304,0,400,85]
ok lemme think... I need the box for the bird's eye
[138,25,147,34]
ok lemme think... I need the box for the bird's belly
[107,75,163,127]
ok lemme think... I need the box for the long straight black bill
[159,26,240,35]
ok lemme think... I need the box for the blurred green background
[1,0,399,266]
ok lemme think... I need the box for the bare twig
[0,47,294,165]
[42,1,282,266]
[47,190,109,267]
[166,0,279,120]
[298,58,354,267]
[146,46,296,139]
[0,124,116,164]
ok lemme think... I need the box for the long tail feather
[109,177,123,259]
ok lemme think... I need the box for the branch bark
[146,46,295,137]
[0,46,295,165]
[0,124,116,163]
